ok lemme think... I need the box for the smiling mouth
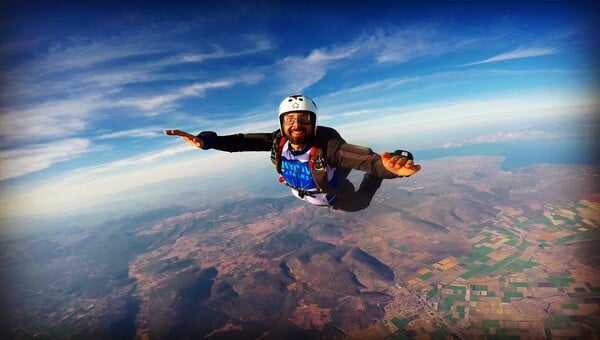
[289,127,306,136]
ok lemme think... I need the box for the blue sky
[0,2,598,220]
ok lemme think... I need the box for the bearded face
[282,112,313,147]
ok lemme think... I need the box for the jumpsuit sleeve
[321,128,397,179]
[197,130,276,152]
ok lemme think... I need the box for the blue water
[416,137,599,171]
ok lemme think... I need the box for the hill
[1,156,598,339]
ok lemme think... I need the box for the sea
[416,137,599,171]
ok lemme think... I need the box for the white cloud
[1,27,272,144]
[339,109,377,117]
[220,118,278,135]
[182,34,273,62]
[0,138,90,181]
[274,27,447,93]
[42,40,158,72]
[335,91,599,147]
[0,150,267,218]
[97,128,162,139]
[461,47,557,66]
[0,96,103,144]
[277,44,360,94]
[4,90,594,219]
[86,145,192,174]
[442,130,562,148]
[119,75,263,112]
[366,26,469,64]
[305,46,359,63]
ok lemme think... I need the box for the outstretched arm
[328,139,420,178]
[165,129,204,148]
[166,129,275,152]
[381,151,421,177]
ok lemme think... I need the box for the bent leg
[333,173,383,212]
[357,173,383,200]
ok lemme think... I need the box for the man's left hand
[381,151,421,177]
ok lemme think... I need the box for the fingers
[165,129,195,138]
[403,160,421,172]
[387,155,410,169]
[165,129,203,148]
[381,150,421,176]
[165,129,183,136]
[402,159,419,170]
[382,152,406,166]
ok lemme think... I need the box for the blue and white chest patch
[281,158,315,190]
[280,143,338,206]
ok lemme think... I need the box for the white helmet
[278,94,318,133]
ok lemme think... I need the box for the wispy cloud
[0,96,103,145]
[362,26,474,64]
[0,24,273,180]
[0,151,267,218]
[277,44,359,94]
[42,38,161,73]
[461,47,557,66]
[442,130,562,148]
[86,145,192,174]
[375,27,442,63]
[335,90,598,147]
[272,25,472,95]
[0,138,90,181]
[97,128,163,139]
[118,75,264,112]
[182,34,273,62]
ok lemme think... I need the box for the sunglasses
[283,114,312,126]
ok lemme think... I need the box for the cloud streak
[442,130,563,148]
[118,76,264,112]
[372,26,459,63]
[182,34,274,62]
[0,138,90,181]
[0,96,103,145]
[461,47,557,66]
[86,145,192,174]
[97,128,163,139]
[272,25,476,94]
[277,44,360,94]
[0,27,272,179]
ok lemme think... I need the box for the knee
[333,196,371,212]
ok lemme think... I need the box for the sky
[0,1,598,222]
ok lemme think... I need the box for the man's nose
[290,118,301,127]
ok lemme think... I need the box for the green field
[502,290,524,302]
[546,277,575,287]
[420,272,434,280]
[481,319,500,328]
[461,252,521,279]
[391,317,410,329]
[561,303,578,310]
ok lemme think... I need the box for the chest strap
[282,182,322,198]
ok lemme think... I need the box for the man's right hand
[165,129,204,149]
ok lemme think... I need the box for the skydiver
[165,94,421,211]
